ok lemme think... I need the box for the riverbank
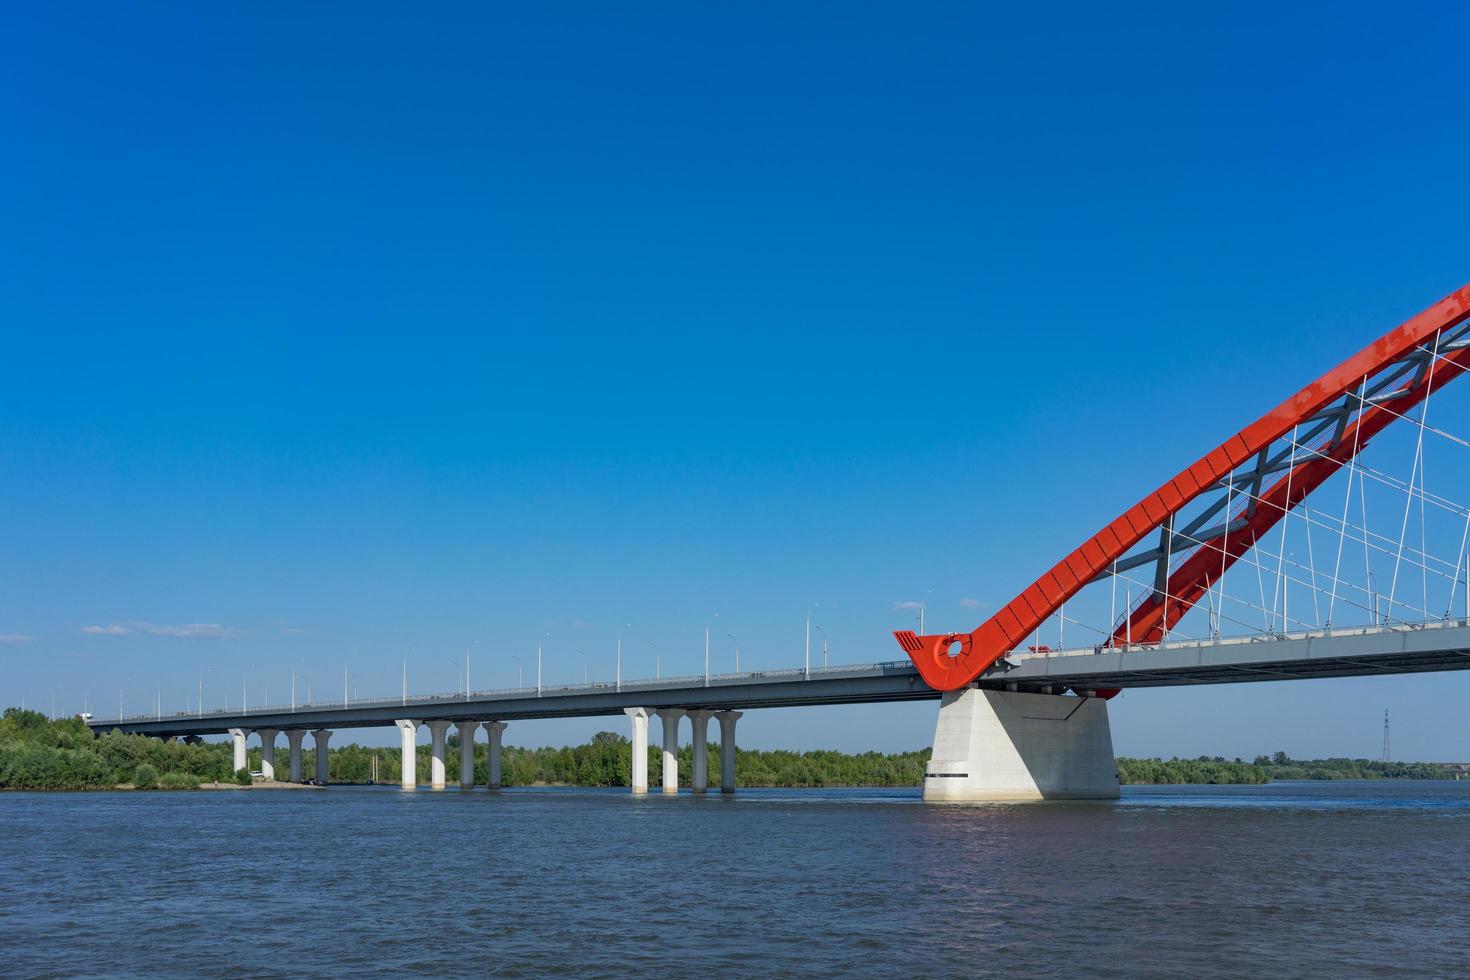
[1,708,1459,790]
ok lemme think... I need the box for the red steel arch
[896,283,1470,692]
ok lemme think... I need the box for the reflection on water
[2,781,1467,977]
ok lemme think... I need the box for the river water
[2,781,1467,977]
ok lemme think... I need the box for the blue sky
[4,4,1470,759]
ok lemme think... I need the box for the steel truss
[895,283,1470,692]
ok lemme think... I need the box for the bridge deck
[88,621,1470,738]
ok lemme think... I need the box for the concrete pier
[229,728,247,774]
[457,721,477,788]
[482,721,506,789]
[395,720,419,790]
[717,710,741,793]
[312,730,331,785]
[656,708,684,794]
[924,688,1118,801]
[426,720,451,790]
[255,729,278,781]
[688,710,712,793]
[624,708,649,794]
[285,729,308,783]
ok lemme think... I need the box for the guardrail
[91,619,1468,727]
[87,659,920,727]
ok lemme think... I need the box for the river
[2,781,1467,977]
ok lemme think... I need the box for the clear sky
[5,4,1470,759]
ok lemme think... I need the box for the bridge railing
[1004,616,1470,661]
[86,658,920,727]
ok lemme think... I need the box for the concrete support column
[457,721,478,788]
[624,708,649,795]
[655,708,685,794]
[395,719,419,790]
[688,710,713,793]
[482,721,507,788]
[717,711,742,793]
[229,728,247,774]
[312,730,331,785]
[255,729,279,781]
[923,689,1119,801]
[426,720,452,790]
[285,729,308,783]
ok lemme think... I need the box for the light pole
[402,656,408,706]
[919,589,933,635]
[647,640,660,680]
[450,660,462,697]
[617,624,631,692]
[512,654,523,688]
[814,624,828,668]
[805,603,820,678]
[537,634,547,696]
[576,649,586,685]
[728,633,739,673]
[705,614,719,686]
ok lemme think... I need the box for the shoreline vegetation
[0,708,1457,791]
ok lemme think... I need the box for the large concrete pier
[923,688,1118,801]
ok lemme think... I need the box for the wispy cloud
[0,633,31,646]
[893,600,923,610]
[959,597,984,609]
[82,622,236,640]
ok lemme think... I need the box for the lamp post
[576,649,587,685]
[805,604,819,678]
[814,624,828,668]
[919,589,933,635]
[728,633,739,673]
[512,654,523,688]
[648,640,660,680]
[704,614,719,686]
[617,624,631,692]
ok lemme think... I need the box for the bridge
[86,282,1470,800]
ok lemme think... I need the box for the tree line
[0,708,1459,790]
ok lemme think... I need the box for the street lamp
[705,614,719,686]
[617,623,631,692]
[814,623,828,668]
[576,649,587,685]
[647,640,660,680]
[728,633,739,673]
[919,589,933,635]
[537,633,549,696]
[511,654,523,688]
[805,604,820,678]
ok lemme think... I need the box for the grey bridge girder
[87,623,1470,740]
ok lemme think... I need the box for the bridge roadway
[90,620,1470,740]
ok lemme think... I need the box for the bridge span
[82,284,1470,801]
[86,620,1470,794]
